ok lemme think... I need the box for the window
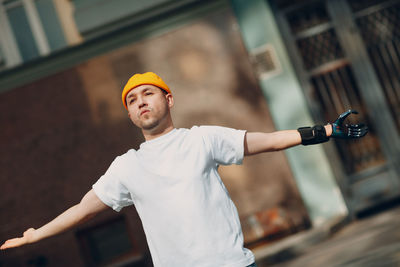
[76,216,145,266]
[0,0,66,69]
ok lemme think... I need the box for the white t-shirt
[93,126,255,267]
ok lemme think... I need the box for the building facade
[0,0,399,266]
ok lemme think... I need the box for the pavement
[252,203,400,267]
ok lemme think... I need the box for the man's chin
[140,120,160,131]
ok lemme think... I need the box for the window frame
[0,0,50,69]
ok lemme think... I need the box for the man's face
[126,84,173,131]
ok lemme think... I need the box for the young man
[1,72,367,266]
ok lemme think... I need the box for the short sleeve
[92,156,134,212]
[199,126,246,165]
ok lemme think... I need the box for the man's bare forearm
[1,190,108,250]
[32,204,93,242]
[244,125,332,156]
[31,190,108,242]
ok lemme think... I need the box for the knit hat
[122,72,171,109]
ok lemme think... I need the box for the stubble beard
[140,117,160,131]
[139,108,169,131]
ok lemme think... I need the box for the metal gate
[271,0,400,214]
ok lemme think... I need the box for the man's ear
[166,94,174,108]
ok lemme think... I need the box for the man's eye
[129,99,136,104]
[145,92,153,95]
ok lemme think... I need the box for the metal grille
[348,0,392,12]
[251,44,282,79]
[356,3,400,133]
[297,29,345,70]
[287,2,330,34]
[311,66,385,174]
[255,49,276,73]
[274,0,388,175]
[356,3,400,45]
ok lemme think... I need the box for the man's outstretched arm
[244,125,333,155]
[0,189,109,250]
[244,110,368,156]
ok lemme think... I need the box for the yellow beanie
[122,72,171,109]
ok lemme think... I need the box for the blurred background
[0,0,399,266]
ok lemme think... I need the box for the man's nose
[137,96,147,108]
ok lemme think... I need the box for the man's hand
[330,110,368,139]
[1,228,37,250]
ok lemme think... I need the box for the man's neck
[142,124,175,141]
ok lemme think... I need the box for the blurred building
[0,0,399,266]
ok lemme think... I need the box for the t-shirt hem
[223,255,255,267]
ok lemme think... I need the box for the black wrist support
[297,125,329,145]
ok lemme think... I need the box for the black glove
[330,110,368,139]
